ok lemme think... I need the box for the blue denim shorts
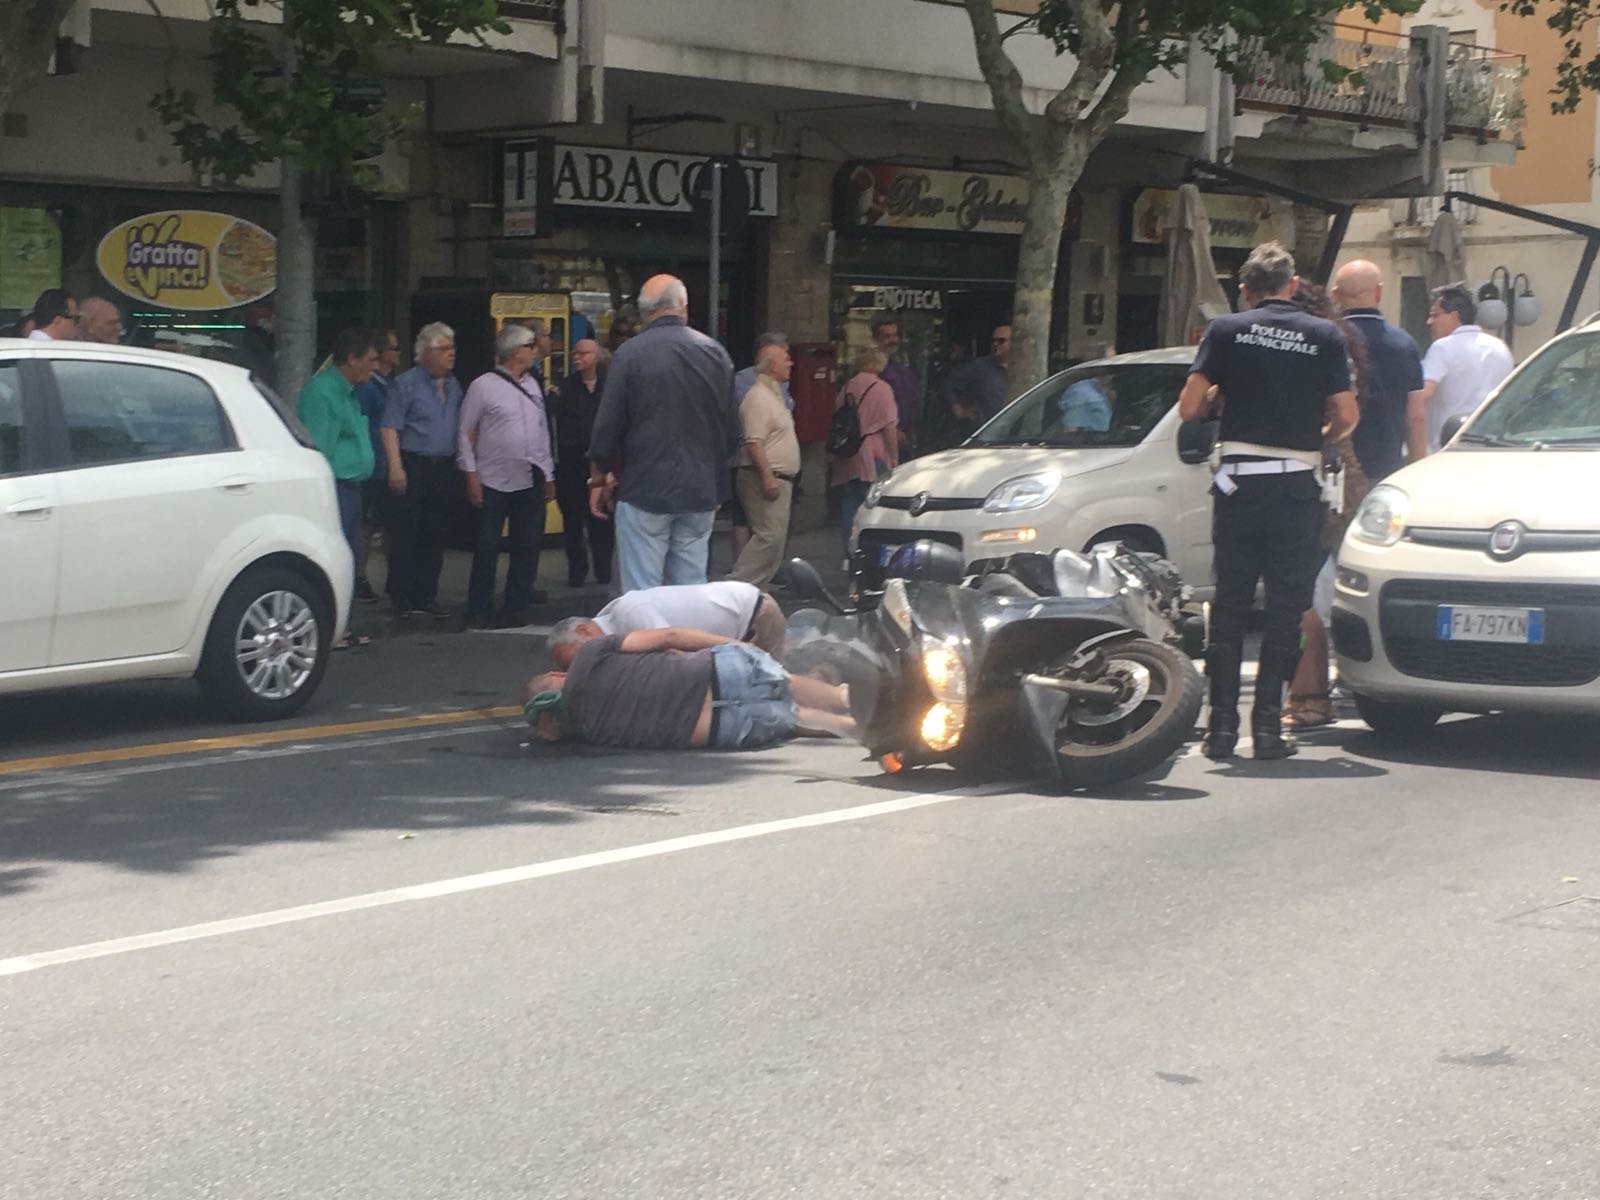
[709,642,798,749]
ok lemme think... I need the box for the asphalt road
[4,626,1600,1199]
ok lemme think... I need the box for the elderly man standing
[731,341,800,587]
[457,324,557,629]
[77,297,124,345]
[553,337,613,588]
[381,322,463,619]
[587,274,740,592]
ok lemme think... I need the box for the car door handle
[5,498,53,519]
[216,476,254,493]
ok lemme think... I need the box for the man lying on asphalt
[523,627,855,750]
[546,580,784,670]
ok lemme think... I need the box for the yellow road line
[0,705,523,777]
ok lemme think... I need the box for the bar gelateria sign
[835,161,1078,238]
[96,211,277,310]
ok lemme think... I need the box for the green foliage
[1030,0,1423,81]
[151,0,509,185]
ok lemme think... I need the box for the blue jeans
[837,478,871,558]
[708,642,798,749]
[335,479,363,594]
[614,501,716,592]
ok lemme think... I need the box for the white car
[0,339,352,720]
[1335,323,1600,733]
[851,348,1215,593]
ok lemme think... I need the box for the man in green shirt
[297,328,380,646]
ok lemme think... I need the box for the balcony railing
[1235,24,1526,143]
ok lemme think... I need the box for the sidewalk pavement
[353,518,850,639]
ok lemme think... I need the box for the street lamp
[1476,266,1540,352]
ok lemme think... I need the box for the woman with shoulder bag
[829,345,900,562]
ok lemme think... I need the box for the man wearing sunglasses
[945,323,1012,440]
[26,289,79,341]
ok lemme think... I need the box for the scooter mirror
[777,558,829,600]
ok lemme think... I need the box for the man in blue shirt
[1055,374,1112,433]
[1331,260,1425,481]
[380,322,464,618]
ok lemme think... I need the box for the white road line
[471,624,554,637]
[0,790,971,978]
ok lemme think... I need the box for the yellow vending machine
[489,291,571,536]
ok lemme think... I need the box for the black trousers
[385,452,457,607]
[554,457,613,585]
[468,476,547,616]
[1210,472,1325,658]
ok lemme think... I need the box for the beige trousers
[730,470,793,588]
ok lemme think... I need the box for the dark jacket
[552,369,606,459]
[588,315,740,513]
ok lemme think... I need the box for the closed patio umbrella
[1158,183,1233,348]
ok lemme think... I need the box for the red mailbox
[789,341,839,443]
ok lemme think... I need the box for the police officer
[1178,242,1359,760]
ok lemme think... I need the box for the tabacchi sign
[96,211,277,310]
[551,144,779,217]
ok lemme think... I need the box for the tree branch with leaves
[960,0,1420,397]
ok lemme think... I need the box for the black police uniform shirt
[1190,298,1351,453]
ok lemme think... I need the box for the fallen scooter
[780,539,1205,789]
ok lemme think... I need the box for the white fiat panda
[1335,323,1600,733]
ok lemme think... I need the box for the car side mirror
[1439,414,1467,446]
[777,558,828,600]
[1177,417,1219,465]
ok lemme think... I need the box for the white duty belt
[1213,441,1321,496]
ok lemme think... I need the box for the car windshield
[1464,332,1600,445]
[969,361,1186,449]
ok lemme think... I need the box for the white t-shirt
[1420,325,1514,451]
[26,329,53,340]
[592,582,760,640]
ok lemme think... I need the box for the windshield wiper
[1529,436,1600,446]
[1457,432,1529,447]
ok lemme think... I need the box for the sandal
[1282,691,1334,729]
[334,631,372,650]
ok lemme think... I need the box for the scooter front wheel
[1051,638,1203,787]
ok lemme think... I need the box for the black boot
[1203,642,1243,760]
[1252,646,1300,760]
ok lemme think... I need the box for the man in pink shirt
[457,322,557,628]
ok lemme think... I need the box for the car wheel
[1353,691,1443,738]
[197,565,332,721]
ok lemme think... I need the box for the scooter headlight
[983,471,1061,513]
[920,702,966,751]
[921,641,968,704]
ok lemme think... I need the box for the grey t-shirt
[564,634,712,748]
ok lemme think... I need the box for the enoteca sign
[550,144,779,218]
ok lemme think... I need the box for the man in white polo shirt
[1410,285,1513,460]
[546,581,785,669]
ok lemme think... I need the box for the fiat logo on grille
[1488,520,1526,561]
[908,491,931,517]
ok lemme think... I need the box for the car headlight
[864,478,888,508]
[983,471,1061,513]
[1351,484,1409,547]
[881,578,913,636]
[920,702,966,751]
[921,641,968,703]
